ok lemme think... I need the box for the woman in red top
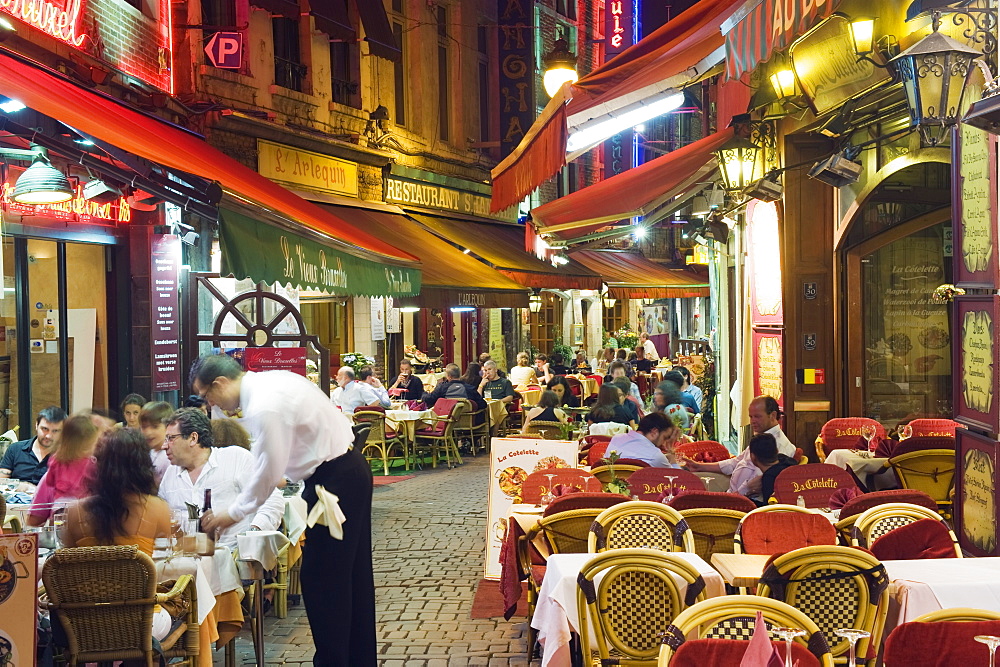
[27,414,99,526]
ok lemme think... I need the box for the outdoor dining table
[710,552,772,588]
[517,387,543,406]
[824,449,898,490]
[531,551,726,667]
[486,399,508,430]
[883,557,1000,625]
[384,408,435,443]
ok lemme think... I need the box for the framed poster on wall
[752,327,784,409]
[956,428,998,556]
[954,295,1000,433]
[953,108,998,289]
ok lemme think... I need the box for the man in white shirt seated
[333,366,391,414]
[359,366,392,406]
[682,395,795,495]
[159,408,284,547]
[606,412,683,468]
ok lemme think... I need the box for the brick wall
[84,0,171,90]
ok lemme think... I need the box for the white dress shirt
[150,448,170,486]
[228,370,355,522]
[508,365,537,387]
[643,339,660,360]
[719,425,795,495]
[334,380,387,414]
[159,446,284,546]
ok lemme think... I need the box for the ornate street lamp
[528,293,543,313]
[542,38,578,98]
[715,136,763,192]
[890,13,981,146]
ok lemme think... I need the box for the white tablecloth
[531,551,725,667]
[155,553,219,624]
[588,423,630,437]
[824,449,897,490]
[237,530,291,571]
[885,557,1000,625]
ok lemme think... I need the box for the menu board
[752,328,783,407]
[746,201,784,326]
[957,429,998,556]
[0,533,38,666]
[150,234,181,392]
[954,296,1000,433]
[954,97,998,288]
[484,438,578,580]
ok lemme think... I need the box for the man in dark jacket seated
[422,364,486,420]
[747,433,798,506]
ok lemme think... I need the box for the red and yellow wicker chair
[678,508,748,563]
[885,449,956,518]
[771,463,859,508]
[667,491,756,513]
[906,418,965,438]
[850,502,949,549]
[814,418,885,462]
[519,468,599,504]
[627,468,706,501]
[869,517,962,560]
[588,500,695,553]
[735,506,837,555]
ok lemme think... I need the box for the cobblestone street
[216,456,530,665]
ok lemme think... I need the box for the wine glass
[860,424,877,454]
[771,627,806,667]
[663,475,678,503]
[834,628,870,666]
[541,473,557,507]
[899,424,913,441]
[976,635,1000,667]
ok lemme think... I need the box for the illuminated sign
[498,0,535,158]
[257,140,358,197]
[603,0,634,176]
[1,177,132,224]
[608,0,626,49]
[0,0,85,47]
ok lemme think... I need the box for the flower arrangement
[602,451,633,496]
[403,344,430,363]
[932,284,966,303]
[612,323,638,351]
[340,352,375,375]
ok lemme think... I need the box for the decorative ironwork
[945,0,998,76]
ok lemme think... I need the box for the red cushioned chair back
[363,404,386,413]
[542,491,628,516]
[891,436,956,457]
[671,638,820,667]
[565,376,583,397]
[885,620,1000,665]
[907,418,964,438]
[432,398,458,418]
[819,418,886,456]
[740,512,838,555]
[675,440,732,463]
[520,469,599,504]
[587,441,612,467]
[635,374,648,397]
[870,518,957,560]
[668,490,756,512]
[839,489,939,519]
[612,458,650,468]
[772,464,858,508]
[627,468,706,501]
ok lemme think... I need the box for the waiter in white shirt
[194,354,375,666]
[682,395,796,495]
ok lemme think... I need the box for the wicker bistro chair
[577,548,710,666]
[588,501,696,553]
[412,398,466,468]
[914,608,1000,622]
[42,545,199,666]
[522,419,570,440]
[814,418,886,462]
[453,399,489,456]
[757,545,890,667]
[885,449,956,517]
[678,508,747,563]
[833,489,938,544]
[735,506,837,555]
[353,410,407,475]
[667,491,756,513]
[657,595,834,667]
[884,617,1000,665]
[526,507,609,556]
[869,517,962,560]
[771,463,859,508]
[586,440,612,467]
[907,418,965,438]
[591,464,646,488]
[850,502,948,548]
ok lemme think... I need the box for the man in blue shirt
[0,406,67,485]
[663,371,700,414]
[333,366,390,414]
[606,412,682,468]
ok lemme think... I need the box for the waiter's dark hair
[749,432,778,464]
[189,354,244,389]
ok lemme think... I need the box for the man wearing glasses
[191,353,374,667]
[158,407,283,547]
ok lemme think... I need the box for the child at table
[27,414,99,526]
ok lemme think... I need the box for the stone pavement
[215,455,532,665]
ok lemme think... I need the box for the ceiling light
[450,306,476,313]
[11,147,73,205]
[0,98,24,113]
[566,92,685,153]
[399,306,421,313]
[528,293,543,313]
[633,226,647,240]
[83,178,122,203]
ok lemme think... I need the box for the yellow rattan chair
[657,595,834,667]
[353,410,407,475]
[678,508,746,562]
[913,608,1000,622]
[42,545,199,666]
[850,502,950,549]
[577,548,709,666]
[591,464,645,487]
[522,419,569,439]
[589,500,695,553]
[526,507,607,555]
[886,449,956,518]
[453,399,489,456]
[755,545,889,667]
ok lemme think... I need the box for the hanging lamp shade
[12,154,73,204]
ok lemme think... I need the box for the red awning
[531,128,733,237]
[491,0,743,211]
[570,250,710,299]
[0,49,417,264]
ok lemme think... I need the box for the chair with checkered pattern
[850,502,948,548]
[527,507,608,555]
[577,548,709,666]
[588,500,696,553]
[678,508,747,563]
[734,505,836,555]
[657,595,834,666]
[885,449,956,518]
[756,545,889,667]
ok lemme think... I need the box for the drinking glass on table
[860,424,878,454]
[663,476,678,503]
[976,635,1000,667]
[898,424,913,441]
[834,628,870,666]
[771,627,806,667]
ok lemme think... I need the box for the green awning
[219,207,421,297]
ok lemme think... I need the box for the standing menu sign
[954,97,999,289]
[954,295,1000,433]
[0,533,38,666]
[752,328,784,407]
[150,234,181,392]
[484,438,578,579]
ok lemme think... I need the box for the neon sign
[0,0,86,47]
[1,181,132,223]
[609,1,625,49]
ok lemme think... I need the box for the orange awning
[570,250,710,299]
[491,0,744,211]
[0,48,417,264]
[531,129,732,238]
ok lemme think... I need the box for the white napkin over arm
[305,484,347,540]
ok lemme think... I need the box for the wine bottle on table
[198,489,212,533]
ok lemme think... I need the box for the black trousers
[300,446,376,666]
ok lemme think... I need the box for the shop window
[273,17,307,92]
[529,293,561,355]
[330,41,359,107]
[603,300,625,340]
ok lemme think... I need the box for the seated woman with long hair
[546,375,581,408]
[521,390,568,433]
[586,384,637,429]
[27,414,99,527]
[62,427,172,556]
